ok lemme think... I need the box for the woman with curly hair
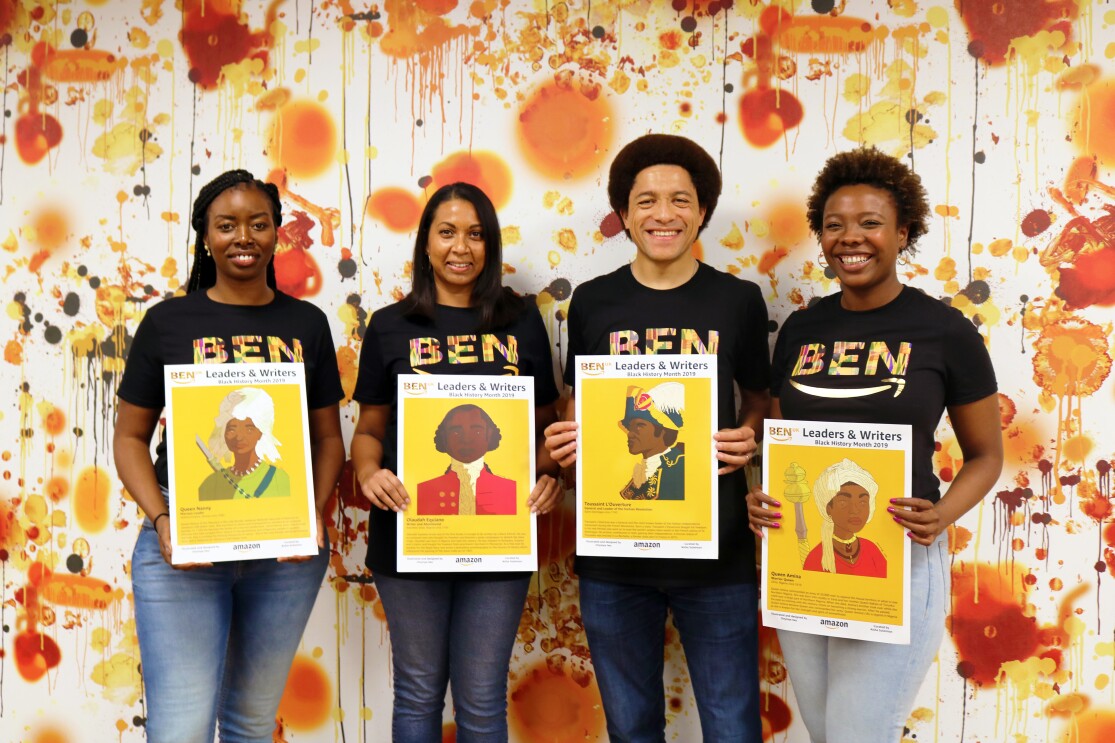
[747,148,1002,742]
[114,169,344,742]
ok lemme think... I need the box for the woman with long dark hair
[351,182,561,741]
[114,169,344,742]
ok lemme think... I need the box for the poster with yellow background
[164,363,318,564]
[575,355,718,559]
[397,374,536,572]
[761,419,912,644]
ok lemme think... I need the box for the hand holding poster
[396,374,537,571]
[575,355,718,559]
[761,419,912,644]
[164,363,319,563]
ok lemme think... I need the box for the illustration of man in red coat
[416,404,518,515]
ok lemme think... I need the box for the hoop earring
[817,251,828,268]
[897,250,909,266]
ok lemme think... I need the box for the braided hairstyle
[186,169,284,293]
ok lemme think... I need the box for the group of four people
[113,133,1002,743]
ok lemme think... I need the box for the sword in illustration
[195,434,253,499]
[783,462,812,567]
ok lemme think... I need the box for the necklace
[230,460,261,478]
[834,537,861,562]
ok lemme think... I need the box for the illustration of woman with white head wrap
[197,387,291,500]
[802,458,887,578]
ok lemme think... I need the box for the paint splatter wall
[2,1,1114,741]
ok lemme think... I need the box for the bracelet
[153,513,169,529]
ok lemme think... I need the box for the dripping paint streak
[717,16,728,173]
[1,558,5,715]
[187,82,199,256]
[959,676,967,742]
[1,44,8,204]
[309,0,316,65]
[966,56,979,285]
[295,0,300,35]
[1019,297,1027,353]
[342,54,355,246]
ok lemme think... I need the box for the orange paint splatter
[41,404,66,435]
[1055,709,1115,743]
[775,15,878,55]
[757,246,789,274]
[367,187,423,232]
[74,466,111,533]
[4,339,23,364]
[45,476,68,503]
[268,100,337,179]
[1032,318,1112,398]
[277,654,332,730]
[41,47,126,84]
[517,82,614,181]
[508,663,606,743]
[379,0,471,59]
[40,573,117,610]
[28,726,69,743]
[430,151,513,210]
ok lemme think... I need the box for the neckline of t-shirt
[834,285,911,314]
[624,261,707,292]
[198,289,284,310]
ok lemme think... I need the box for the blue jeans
[373,572,531,743]
[777,532,950,743]
[579,577,762,743]
[132,524,328,743]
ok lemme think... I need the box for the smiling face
[443,408,491,464]
[622,164,706,271]
[624,418,669,459]
[820,183,909,310]
[426,198,486,306]
[205,184,278,293]
[224,417,263,457]
[827,481,873,538]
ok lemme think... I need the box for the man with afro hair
[545,134,770,742]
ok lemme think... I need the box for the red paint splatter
[600,212,624,238]
[957,0,1077,66]
[1055,246,1115,309]
[1021,208,1052,237]
[14,630,62,682]
[274,210,322,298]
[179,0,279,89]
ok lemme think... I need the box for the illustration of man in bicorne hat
[619,381,686,501]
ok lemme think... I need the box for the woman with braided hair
[114,169,344,742]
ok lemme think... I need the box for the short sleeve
[943,311,997,406]
[769,313,796,398]
[117,308,165,410]
[734,283,772,393]
[353,312,392,405]
[522,306,559,405]
[562,288,586,388]
[306,310,345,410]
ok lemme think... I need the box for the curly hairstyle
[607,134,721,234]
[402,182,524,332]
[433,404,502,454]
[805,148,930,255]
[186,169,283,293]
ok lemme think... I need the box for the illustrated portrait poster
[574,354,718,559]
[761,419,913,644]
[163,363,318,564]
[396,374,537,572]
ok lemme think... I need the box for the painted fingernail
[771,523,780,528]
[893,516,903,524]
[887,507,896,514]
[890,498,899,504]
[772,501,782,507]
[772,513,782,519]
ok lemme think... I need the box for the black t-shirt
[771,286,998,502]
[117,290,345,488]
[354,299,559,577]
[564,263,771,587]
